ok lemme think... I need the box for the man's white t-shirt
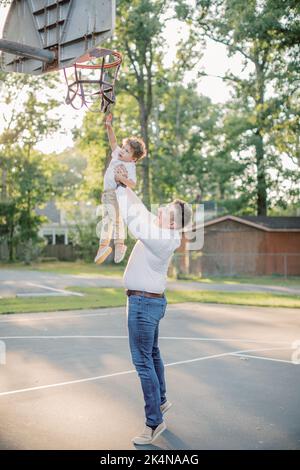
[103,145,136,190]
[116,187,181,294]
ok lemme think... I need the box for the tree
[112,0,168,206]
[0,200,17,262]
[195,0,300,215]
[0,72,61,261]
[50,147,87,200]
[111,0,196,206]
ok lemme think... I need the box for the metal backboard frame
[1,0,116,74]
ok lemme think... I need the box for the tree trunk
[174,91,181,157]
[255,130,267,215]
[8,223,14,262]
[254,57,267,216]
[139,101,151,208]
[1,168,7,201]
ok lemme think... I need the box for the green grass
[0,261,124,277]
[177,273,300,288]
[1,261,299,288]
[0,288,125,314]
[0,287,299,315]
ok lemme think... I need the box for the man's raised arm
[116,186,179,257]
[116,186,152,237]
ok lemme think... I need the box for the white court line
[0,346,294,398]
[0,369,136,397]
[232,353,294,365]
[25,282,84,297]
[0,335,129,340]
[17,293,76,298]
[165,347,292,367]
[0,335,292,345]
[0,311,117,323]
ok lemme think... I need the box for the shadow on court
[0,302,299,450]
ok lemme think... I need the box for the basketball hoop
[63,48,122,113]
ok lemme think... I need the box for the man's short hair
[172,199,193,229]
[123,137,147,161]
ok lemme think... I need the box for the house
[36,201,69,246]
[36,200,97,260]
[177,215,300,277]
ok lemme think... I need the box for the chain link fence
[170,252,300,279]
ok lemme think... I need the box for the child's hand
[114,164,128,178]
[104,113,113,127]
[114,164,128,181]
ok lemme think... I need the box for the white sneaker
[160,400,172,415]
[94,245,112,265]
[132,421,166,445]
[114,244,127,263]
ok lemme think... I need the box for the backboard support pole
[0,39,56,64]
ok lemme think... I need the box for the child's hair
[123,137,147,161]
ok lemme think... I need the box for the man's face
[157,203,176,229]
[119,144,135,162]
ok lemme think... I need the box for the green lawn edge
[1,262,299,288]
[0,287,300,314]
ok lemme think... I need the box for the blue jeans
[126,293,167,427]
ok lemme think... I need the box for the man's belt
[126,289,164,299]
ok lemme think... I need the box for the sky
[0,3,245,154]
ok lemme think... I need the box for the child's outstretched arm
[105,113,117,151]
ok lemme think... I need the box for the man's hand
[114,164,128,182]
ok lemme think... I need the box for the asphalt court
[1,269,300,297]
[0,302,299,450]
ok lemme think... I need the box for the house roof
[36,201,60,224]
[188,215,300,232]
[240,216,300,230]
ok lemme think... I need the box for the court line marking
[0,335,129,340]
[232,353,294,364]
[0,335,292,345]
[164,347,292,367]
[0,311,118,323]
[0,346,294,398]
[0,300,298,323]
[25,283,84,297]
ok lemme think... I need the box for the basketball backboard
[0,0,116,74]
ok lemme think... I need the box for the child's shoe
[94,244,112,265]
[114,243,127,263]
